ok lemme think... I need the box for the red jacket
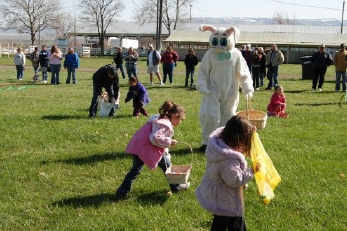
[267,93,286,113]
[161,51,179,64]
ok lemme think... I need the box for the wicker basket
[237,110,267,130]
[165,165,192,184]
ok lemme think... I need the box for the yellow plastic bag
[250,132,281,205]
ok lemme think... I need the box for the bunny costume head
[200,25,240,54]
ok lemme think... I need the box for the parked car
[138,49,149,57]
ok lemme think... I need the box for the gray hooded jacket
[195,127,254,217]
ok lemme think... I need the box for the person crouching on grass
[125,76,150,118]
[115,101,188,199]
[88,64,120,118]
[195,115,261,231]
[267,85,288,118]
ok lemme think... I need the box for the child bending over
[115,101,188,199]
[195,115,260,231]
[267,85,288,118]
[125,76,150,118]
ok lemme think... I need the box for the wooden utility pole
[156,0,163,51]
[190,5,192,22]
[341,1,345,34]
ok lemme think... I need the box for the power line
[194,0,345,19]
[266,0,341,12]
[193,6,233,18]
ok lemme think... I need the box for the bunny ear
[225,26,240,44]
[200,24,217,33]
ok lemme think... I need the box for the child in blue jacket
[125,76,150,118]
[63,47,80,84]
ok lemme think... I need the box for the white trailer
[108,37,138,49]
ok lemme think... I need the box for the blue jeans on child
[116,154,179,198]
[16,65,24,80]
[66,66,77,84]
[185,68,195,86]
[33,66,39,76]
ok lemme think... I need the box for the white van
[28,46,36,53]
[25,46,37,58]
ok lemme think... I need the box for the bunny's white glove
[197,85,210,94]
[244,92,253,99]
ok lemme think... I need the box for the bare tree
[54,12,75,40]
[78,0,125,55]
[272,11,297,25]
[0,0,61,45]
[134,0,195,35]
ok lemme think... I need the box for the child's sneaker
[177,182,190,191]
[278,112,289,118]
[243,183,248,190]
[164,152,171,162]
[267,111,277,117]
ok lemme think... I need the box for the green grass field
[0,55,346,231]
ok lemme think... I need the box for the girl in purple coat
[195,115,260,231]
[125,77,150,118]
[115,101,187,199]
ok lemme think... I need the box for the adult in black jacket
[39,45,50,83]
[113,47,126,79]
[89,64,120,117]
[311,44,333,91]
[184,48,199,87]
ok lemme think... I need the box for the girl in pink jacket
[115,101,187,199]
[267,85,288,118]
[195,116,260,231]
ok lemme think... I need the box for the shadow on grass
[41,114,133,120]
[42,115,90,120]
[135,190,169,205]
[285,90,343,94]
[170,148,199,156]
[52,193,115,208]
[284,90,307,93]
[41,152,128,166]
[295,102,339,107]
[52,190,169,208]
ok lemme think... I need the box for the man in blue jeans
[265,44,284,90]
[333,43,347,92]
